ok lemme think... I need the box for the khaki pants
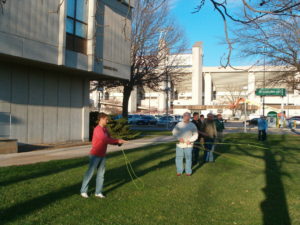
[217,131,223,143]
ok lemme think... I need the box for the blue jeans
[175,146,192,174]
[192,142,200,164]
[204,138,215,162]
[80,155,106,194]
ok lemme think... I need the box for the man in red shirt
[80,113,127,198]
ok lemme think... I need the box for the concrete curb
[0,136,176,167]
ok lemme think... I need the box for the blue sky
[170,0,246,66]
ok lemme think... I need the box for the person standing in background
[258,115,268,141]
[215,114,225,143]
[191,112,201,166]
[203,113,217,162]
[172,112,198,176]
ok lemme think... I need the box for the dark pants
[192,143,200,165]
[204,138,215,162]
[258,129,267,141]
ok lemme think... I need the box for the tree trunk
[122,84,133,118]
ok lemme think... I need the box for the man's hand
[186,141,191,145]
[179,138,184,143]
[118,139,128,144]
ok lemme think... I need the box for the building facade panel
[0,62,90,143]
[27,71,44,143]
[0,0,132,79]
[43,74,59,143]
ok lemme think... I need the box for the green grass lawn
[138,130,172,138]
[0,133,299,225]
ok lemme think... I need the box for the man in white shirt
[172,112,198,176]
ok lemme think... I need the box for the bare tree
[194,0,300,69]
[220,85,246,117]
[96,0,186,117]
[231,11,300,90]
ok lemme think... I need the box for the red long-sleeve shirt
[90,125,119,157]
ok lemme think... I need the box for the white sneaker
[81,193,89,198]
[95,193,106,198]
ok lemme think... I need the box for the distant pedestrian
[80,113,127,198]
[258,115,268,141]
[203,113,217,162]
[172,112,198,176]
[191,112,201,166]
[215,114,225,143]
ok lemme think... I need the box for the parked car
[111,114,122,120]
[287,116,300,125]
[128,114,141,124]
[157,116,176,127]
[154,115,163,120]
[136,115,157,125]
[246,118,259,126]
[174,115,183,123]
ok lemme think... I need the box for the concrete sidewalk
[0,136,176,167]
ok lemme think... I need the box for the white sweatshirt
[172,121,199,148]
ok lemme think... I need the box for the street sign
[255,88,286,96]
[267,111,278,118]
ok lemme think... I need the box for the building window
[66,0,88,54]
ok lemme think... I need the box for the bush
[89,112,140,141]
[107,118,141,140]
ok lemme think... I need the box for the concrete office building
[0,0,133,144]
[91,41,300,118]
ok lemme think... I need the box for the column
[87,0,96,71]
[82,79,90,141]
[57,0,66,65]
[204,73,212,105]
[248,72,255,100]
[192,42,203,105]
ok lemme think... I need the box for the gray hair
[183,112,191,117]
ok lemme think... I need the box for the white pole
[244,100,247,133]
[281,96,284,128]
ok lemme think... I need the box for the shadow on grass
[0,143,176,224]
[0,159,88,187]
[0,182,82,224]
[103,143,175,194]
[0,143,172,188]
[223,134,293,225]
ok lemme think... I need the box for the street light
[263,46,266,117]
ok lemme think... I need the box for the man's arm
[172,123,184,143]
[188,124,199,143]
[106,129,126,145]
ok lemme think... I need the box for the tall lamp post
[263,46,266,116]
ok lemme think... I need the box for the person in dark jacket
[215,114,225,143]
[203,113,217,162]
[191,112,201,166]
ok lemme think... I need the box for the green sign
[267,111,278,118]
[255,88,286,96]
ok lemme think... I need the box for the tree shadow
[103,144,175,194]
[222,134,293,225]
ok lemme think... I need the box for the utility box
[267,111,277,128]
